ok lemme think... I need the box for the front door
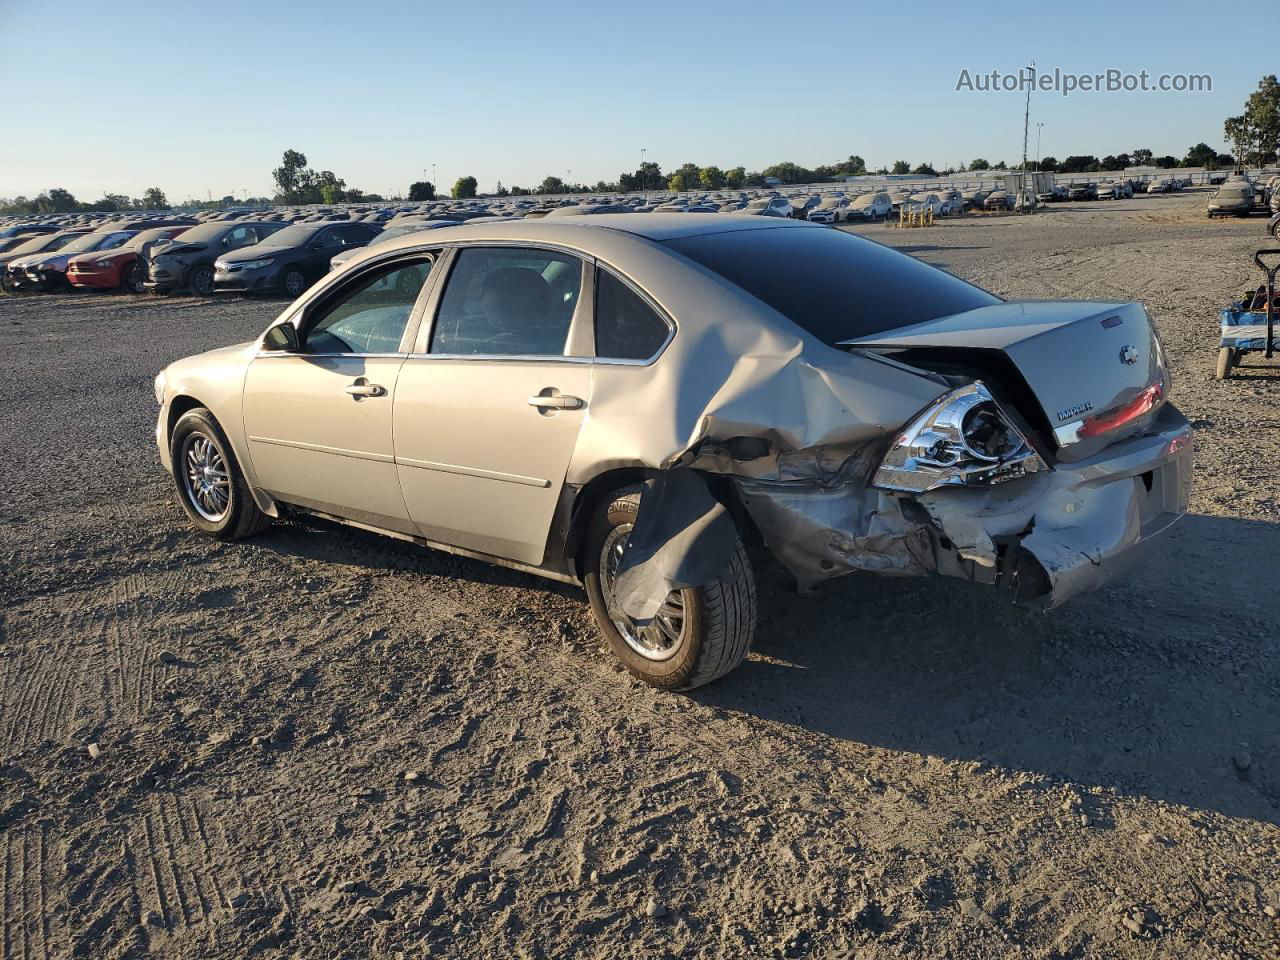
[242,256,434,532]
[394,246,592,565]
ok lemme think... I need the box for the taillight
[1077,381,1164,440]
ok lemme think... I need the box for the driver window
[223,225,253,249]
[429,247,582,356]
[303,257,433,355]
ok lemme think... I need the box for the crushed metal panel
[736,480,933,589]
[612,470,738,621]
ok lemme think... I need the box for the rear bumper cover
[735,403,1192,609]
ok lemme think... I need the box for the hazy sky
[0,0,1267,201]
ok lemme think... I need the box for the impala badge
[1057,401,1093,421]
[1119,344,1139,365]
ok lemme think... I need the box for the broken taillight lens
[1075,381,1164,440]
[872,381,1049,494]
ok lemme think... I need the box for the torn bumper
[738,403,1192,608]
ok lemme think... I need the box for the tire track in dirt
[1,824,55,960]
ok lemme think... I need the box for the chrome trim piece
[394,456,550,488]
[254,352,406,359]
[403,353,592,364]
[248,435,394,463]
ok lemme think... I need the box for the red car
[67,225,192,293]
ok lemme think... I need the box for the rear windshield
[663,227,999,344]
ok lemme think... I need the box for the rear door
[393,245,593,565]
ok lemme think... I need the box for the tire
[121,260,145,294]
[1215,347,1236,380]
[1272,221,1280,241]
[281,267,307,298]
[169,407,271,540]
[188,264,214,296]
[582,485,756,691]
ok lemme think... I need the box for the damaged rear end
[757,298,1193,607]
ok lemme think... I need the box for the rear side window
[430,247,582,357]
[595,269,670,361]
[664,228,999,345]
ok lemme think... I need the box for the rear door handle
[345,382,386,398]
[528,394,584,410]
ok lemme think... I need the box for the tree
[452,176,478,199]
[836,155,866,177]
[141,187,169,209]
[969,158,990,171]
[1037,156,1058,172]
[1236,74,1280,164]
[699,166,726,190]
[725,166,746,189]
[1100,154,1131,171]
[912,163,937,176]
[743,171,765,187]
[762,161,813,184]
[993,160,1008,170]
[273,149,309,202]
[314,170,346,205]
[891,160,910,175]
[1155,156,1178,168]
[408,181,435,201]
[1058,155,1098,173]
[1131,148,1154,166]
[1182,142,1217,167]
[537,175,564,195]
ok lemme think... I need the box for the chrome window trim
[590,261,676,367]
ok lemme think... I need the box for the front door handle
[528,394,584,410]
[345,381,386,398]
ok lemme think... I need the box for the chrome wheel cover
[181,432,230,522]
[599,523,687,661]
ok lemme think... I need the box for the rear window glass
[663,227,999,345]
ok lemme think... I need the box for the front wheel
[582,486,756,690]
[170,407,271,540]
[188,264,215,296]
[121,260,146,294]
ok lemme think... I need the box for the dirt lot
[1,189,1278,960]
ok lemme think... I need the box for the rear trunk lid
[846,300,1168,463]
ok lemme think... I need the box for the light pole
[640,147,646,196]
[567,170,572,195]
[1035,123,1044,173]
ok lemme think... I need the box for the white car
[738,197,793,218]
[806,197,851,224]
[847,192,893,221]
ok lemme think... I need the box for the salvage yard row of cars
[4,172,1278,296]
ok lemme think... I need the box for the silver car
[154,215,1192,690]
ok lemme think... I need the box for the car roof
[339,213,823,270]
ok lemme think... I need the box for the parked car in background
[847,192,893,221]
[1207,181,1256,218]
[146,221,288,295]
[9,229,135,292]
[983,191,1010,210]
[329,221,458,272]
[67,225,192,293]
[0,229,90,291]
[805,197,851,224]
[213,221,380,296]
[1068,183,1098,201]
[738,197,793,218]
[961,188,990,209]
[1145,180,1169,194]
[1096,182,1122,200]
[153,214,1191,691]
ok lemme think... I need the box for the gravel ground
[1,189,1278,960]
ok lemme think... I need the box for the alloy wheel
[181,432,230,522]
[599,523,687,661]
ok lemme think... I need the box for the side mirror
[262,322,300,352]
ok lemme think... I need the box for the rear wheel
[170,407,271,540]
[582,486,756,691]
[1216,347,1237,380]
[188,264,214,296]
